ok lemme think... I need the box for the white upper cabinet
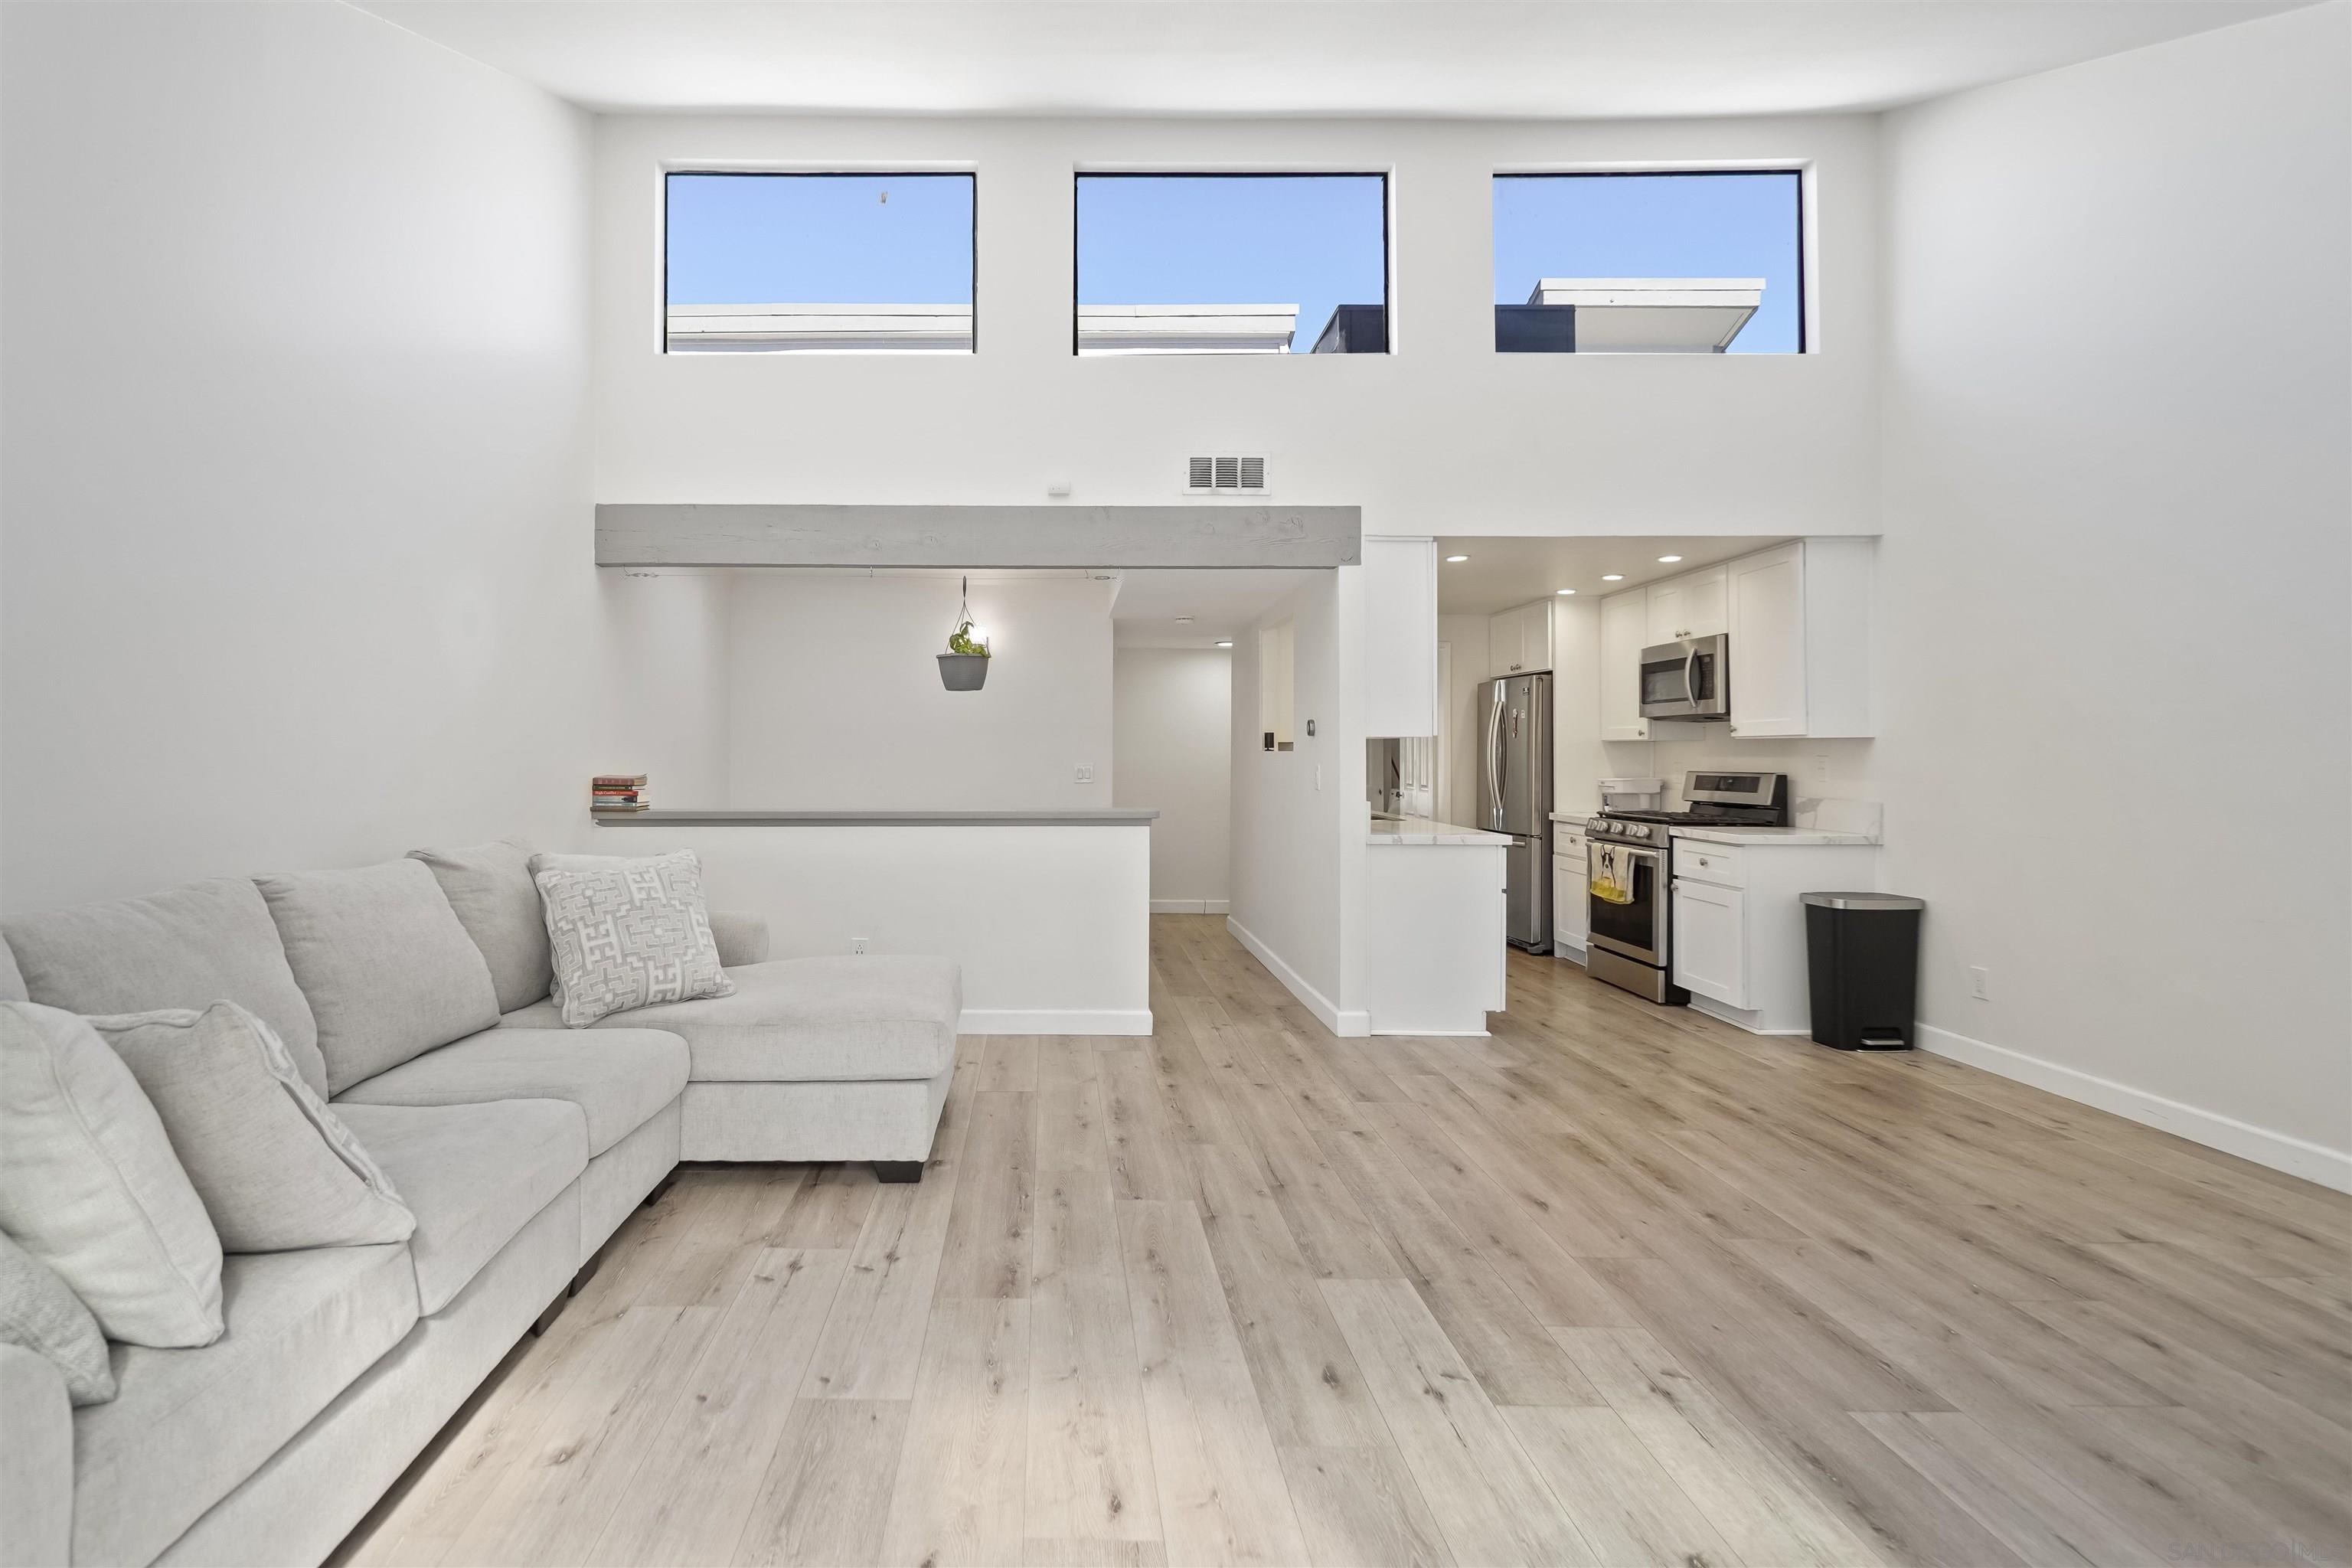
[1488,599,1553,678]
[1726,537,1874,739]
[1644,564,1727,643]
[1521,600,1554,674]
[1598,589,1650,740]
[1363,536,1439,738]
[1595,539,1873,742]
[1726,545,1807,736]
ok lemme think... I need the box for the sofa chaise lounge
[0,838,959,1568]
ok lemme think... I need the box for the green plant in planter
[946,619,991,658]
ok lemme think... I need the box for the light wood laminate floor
[339,916,2352,1568]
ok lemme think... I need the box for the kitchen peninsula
[1365,810,1511,1033]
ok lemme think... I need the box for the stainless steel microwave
[1639,634,1730,720]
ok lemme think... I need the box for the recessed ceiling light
[1214,639,1233,648]
[1601,573,1625,582]
[1657,555,1683,564]
[1556,588,1576,596]
[1444,554,1469,563]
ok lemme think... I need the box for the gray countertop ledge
[593,808,1159,827]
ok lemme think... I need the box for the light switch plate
[1075,765,1094,783]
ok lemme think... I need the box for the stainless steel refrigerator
[1476,672,1553,951]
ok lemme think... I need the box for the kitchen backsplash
[1609,734,1878,806]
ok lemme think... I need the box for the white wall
[1436,613,1491,825]
[1875,4,2350,1183]
[609,822,1152,1033]
[1549,597,1605,817]
[600,570,733,809]
[0,1,596,910]
[1229,569,1367,1031]
[1112,648,1232,911]
[721,573,1113,809]
[593,113,1880,538]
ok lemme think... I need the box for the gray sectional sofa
[0,840,959,1568]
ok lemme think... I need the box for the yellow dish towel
[1589,844,1636,906]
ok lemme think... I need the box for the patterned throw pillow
[531,851,735,1027]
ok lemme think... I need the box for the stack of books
[590,773,649,815]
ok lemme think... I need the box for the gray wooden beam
[594,503,1360,569]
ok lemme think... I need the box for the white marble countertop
[1668,825,1881,847]
[1367,815,1514,846]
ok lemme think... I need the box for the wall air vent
[1184,454,1269,496]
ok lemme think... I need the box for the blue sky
[1494,172,1802,352]
[667,168,1801,352]
[666,173,974,304]
[1075,175,1387,348]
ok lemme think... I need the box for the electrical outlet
[1075,765,1094,784]
[1812,751,1831,786]
[852,937,870,956]
[1968,965,1990,1001]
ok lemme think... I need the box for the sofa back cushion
[0,1001,224,1349]
[254,860,499,1095]
[407,838,550,1012]
[2,879,327,1099]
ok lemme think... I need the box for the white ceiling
[354,1,2302,119]
[1435,534,1785,614]
[1110,568,1325,648]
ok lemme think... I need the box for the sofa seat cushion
[72,1242,416,1568]
[332,1026,687,1158]
[500,956,960,1084]
[329,1100,583,1314]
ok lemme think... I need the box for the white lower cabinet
[1553,855,1589,958]
[1671,877,1748,1007]
[1668,834,1880,1034]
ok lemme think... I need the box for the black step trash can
[1802,892,1926,1050]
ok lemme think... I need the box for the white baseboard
[1150,898,1232,915]
[1225,916,1370,1037]
[1918,1023,2352,1194]
[959,1008,1152,1037]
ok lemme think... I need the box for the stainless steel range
[1585,770,1789,1004]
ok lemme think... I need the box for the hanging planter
[937,576,991,691]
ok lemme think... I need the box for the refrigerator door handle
[1485,688,1504,828]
